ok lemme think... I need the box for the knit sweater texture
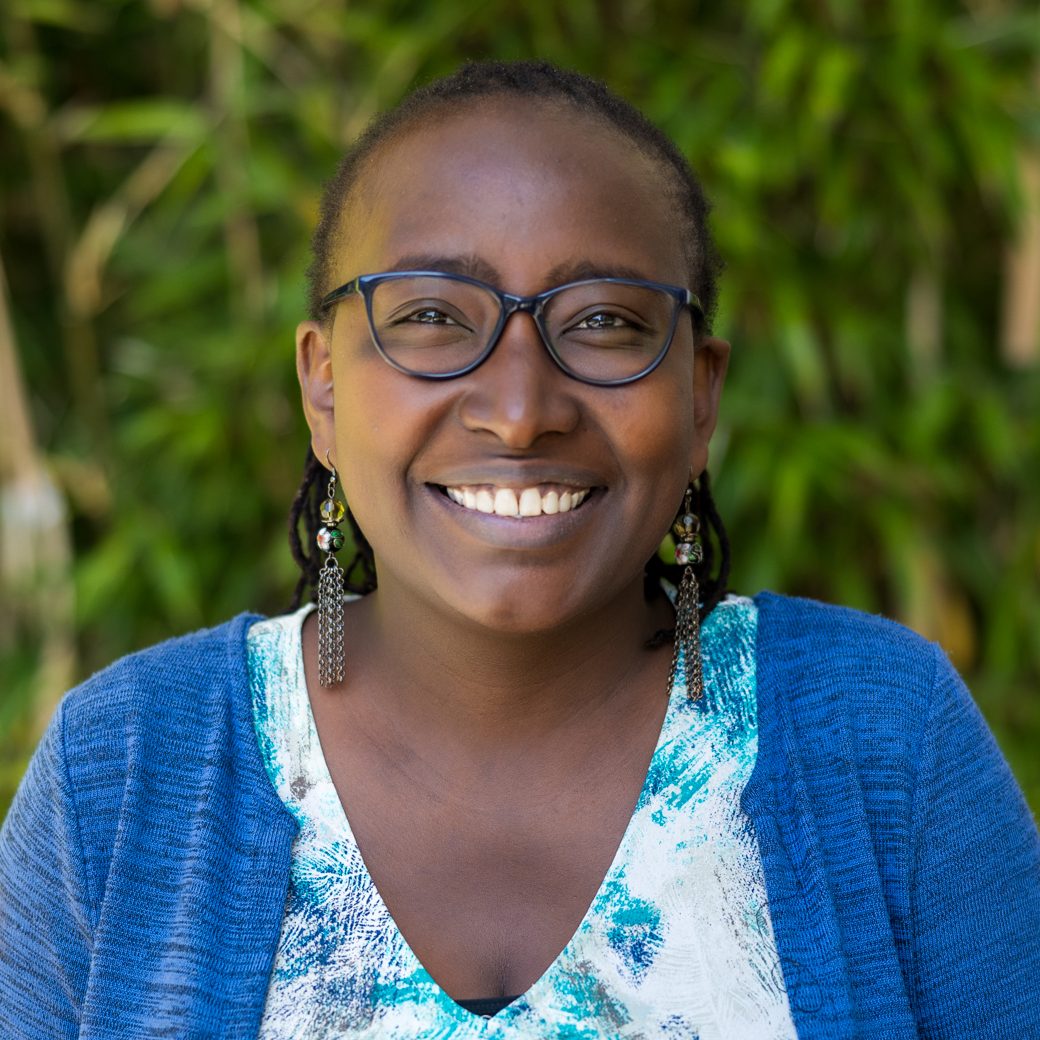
[1,592,1038,1038]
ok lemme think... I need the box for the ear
[689,335,730,476]
[296,320,336,467]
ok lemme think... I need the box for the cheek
[328,347,448,539]
[328,347,399,510]
[599,383,696,567]
[331,361,378,452]
[610,382,696,477]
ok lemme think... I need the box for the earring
[668,487,704,700]
[316,451,345,686]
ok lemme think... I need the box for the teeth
[518,488,542,516]
[493,488,519,517]
[442,484,592,517]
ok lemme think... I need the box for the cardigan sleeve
[0,702,92,1038]
[909,646,1040,1038]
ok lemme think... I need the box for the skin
[295,98,729,1000]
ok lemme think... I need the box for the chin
[448,588,578,638]
[439,564,643,641]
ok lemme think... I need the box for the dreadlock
[289,59,731,616]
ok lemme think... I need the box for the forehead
[337,98,688,290]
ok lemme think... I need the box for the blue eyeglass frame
[319,269,705,387]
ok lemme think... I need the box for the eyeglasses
[319,270,704,386]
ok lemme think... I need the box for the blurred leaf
[10,0,105,30]
[53,101,209,144]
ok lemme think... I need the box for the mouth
[436,483,594,518]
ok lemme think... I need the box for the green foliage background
[1,0,1038,814]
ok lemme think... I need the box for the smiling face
[297,98,728,636]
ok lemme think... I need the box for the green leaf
[53,101,209,144]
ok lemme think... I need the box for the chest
[318,722,662,1000]
[263,691,791,1038]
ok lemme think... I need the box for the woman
[1,60,1038,1039]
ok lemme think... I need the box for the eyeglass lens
[368,276,677,381]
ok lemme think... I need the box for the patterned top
[247,598,797,1039]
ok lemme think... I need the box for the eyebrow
[384,254,659,290]
[545,260,655,285]
[385,254,501,282]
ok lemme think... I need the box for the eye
[568,309,652,334]
[402,307,459,325]
[572,311,631,330]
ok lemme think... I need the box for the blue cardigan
[1,593,1038,1038]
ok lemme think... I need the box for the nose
[456,310,581,449]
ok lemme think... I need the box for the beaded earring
[316,452,345,686]
[668,487,704,700]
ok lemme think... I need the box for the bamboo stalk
[2,8,110,462]
[65,139,200,319]
[1001,147,1040,367]
[208,0,266,325]
[906,261,943,379]
[0,253,75,731]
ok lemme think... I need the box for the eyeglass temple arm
[685,289,705,325]
[319,279,361,312]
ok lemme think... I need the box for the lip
[422,482,603,550]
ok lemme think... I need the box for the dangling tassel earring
[668,487,704,700]
[316,451,345,687]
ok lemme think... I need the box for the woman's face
[298,99,729,635]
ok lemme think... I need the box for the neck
[342,574,674,742]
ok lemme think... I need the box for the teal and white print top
[248,598,797,1039]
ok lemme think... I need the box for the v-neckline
[282,602,694,1024]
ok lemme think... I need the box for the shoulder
[749,591,953,806]
[53,613,270,847]
[746,591,1013,860]
[753,589,939,667]
[753,590,943,709]
[59,613,264,748]
[3,614,278,933]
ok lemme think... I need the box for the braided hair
[289,60,731,621]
